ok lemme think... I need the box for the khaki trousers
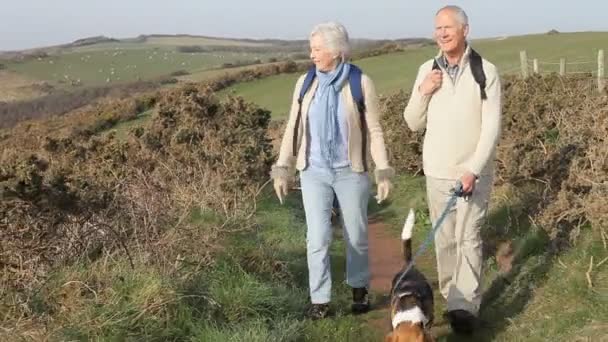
[426,176,492,315]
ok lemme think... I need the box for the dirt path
[368,218,403,294]
[366,218,403,334]
[367,217,452,339]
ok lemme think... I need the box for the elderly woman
[271,22,394,319]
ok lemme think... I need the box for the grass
[0,185,382,341]
[0,70,47,102]
[0,34,299,91]
[143,36,274,47]
[3,31,608,341]
[372,176,608,341]
[224,32,608,117]
[64,37,273,54]
[1,173,605,341]
[220,73,303,119]
[5,48,278,87]
[106,109,153,140]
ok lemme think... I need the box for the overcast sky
[1,0,606,50]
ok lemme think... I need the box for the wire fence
[515,49,605,92]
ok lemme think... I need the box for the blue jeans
[300,166,371,304]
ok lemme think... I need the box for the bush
[205,60,311,92]
[288,53,309,60]
[379,91,424,174]
[0,85,274,293]
[0,80,162,129]
[170,69,190,77]
[176,45,208,53]
[159,77,179,85]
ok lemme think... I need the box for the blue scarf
[312,62,351,167]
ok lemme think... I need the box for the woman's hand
[375,180,392,204]
[273,178,289,204]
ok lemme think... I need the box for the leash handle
[451,180,465,197]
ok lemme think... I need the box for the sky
[0,0,606,51]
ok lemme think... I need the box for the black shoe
[447,309,477,335]
[307,303,330,320]
[351,287,370,314]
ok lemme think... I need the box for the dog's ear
[384,331,394,342]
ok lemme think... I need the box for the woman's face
[309,34,339,72]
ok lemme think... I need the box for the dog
[385,209,435,342]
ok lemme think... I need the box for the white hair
[437,5,469,27]
[309,22,351,60]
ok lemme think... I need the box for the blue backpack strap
[293,66,316,156]
[299,66,317,103]
[348,64,365,114]
[348,64,368,172]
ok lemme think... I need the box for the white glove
[273,178,289,204]
[375,180,392,204]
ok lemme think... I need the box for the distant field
[0,35,297,91]
[143,36,273,47]
[67,38,273,53]
[2,31,606,108]
[0,34,411,102]
[4,49,283,87]
[226,32,608,118]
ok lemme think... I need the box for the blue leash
[390,181,465,298]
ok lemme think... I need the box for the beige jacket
[272,71,393,183]
[403,46,502,180]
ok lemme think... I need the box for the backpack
[432,48,487,100]
[291,64,369,171]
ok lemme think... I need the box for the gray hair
[310,22,351,60]
[436,5,469,27]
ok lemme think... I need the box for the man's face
[434,9,469,54]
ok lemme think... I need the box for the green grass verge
[374,176,608,341]
[2,175,605,341]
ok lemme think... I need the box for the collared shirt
[438,54,460,82]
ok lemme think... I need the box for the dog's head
[384,322,431,342]
[388,292,433,342]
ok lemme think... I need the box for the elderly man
[403,5,502,334]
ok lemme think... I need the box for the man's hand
[460,171,477,195]
[273,178,289,204]
[419,69,443,96]
[375,180,392,204]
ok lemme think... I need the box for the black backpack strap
[292,66,316,156]
[348,64,368,172]
[432,58,441,71]
[469,49,487,100]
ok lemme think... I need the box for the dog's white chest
[392,306,429,329]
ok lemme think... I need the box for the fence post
[533,59,539,74]
[520,50,528,78]
[559,58,566,76]
[599,49,605,92]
